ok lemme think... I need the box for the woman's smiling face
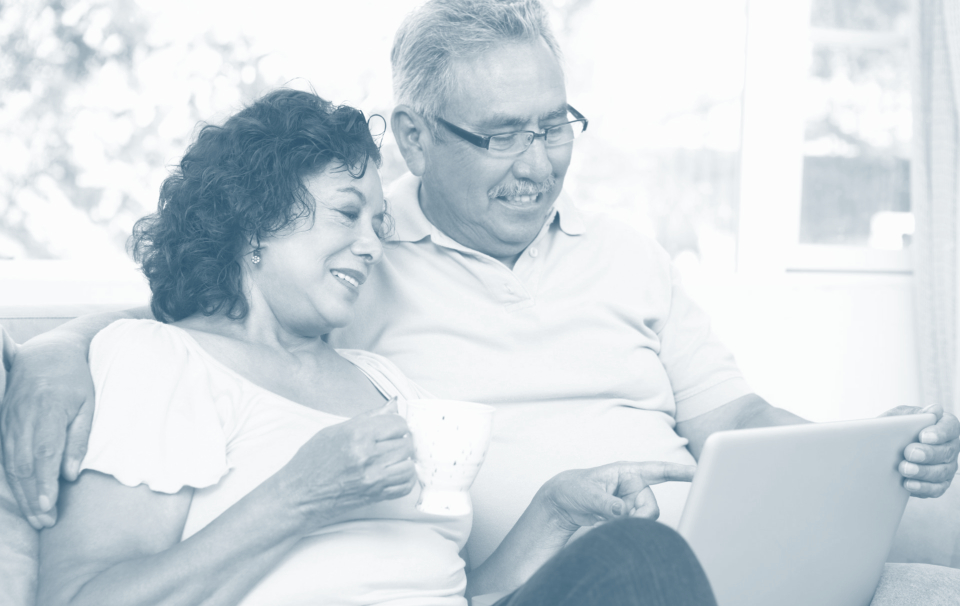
[249,163,386,337]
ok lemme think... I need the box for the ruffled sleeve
[81,320,232,494]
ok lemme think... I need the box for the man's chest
[332,242,675,407]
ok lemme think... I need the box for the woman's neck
[178,281,339,354]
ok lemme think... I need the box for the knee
[600,519,715,598]
[588,517,689,555]
[584,518,704,578]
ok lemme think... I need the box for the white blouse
[82,319,470,606]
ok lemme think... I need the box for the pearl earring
[252,248,261,264]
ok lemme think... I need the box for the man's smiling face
[418,37,571,265]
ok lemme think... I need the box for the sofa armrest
[0,304,133,344]
[0,324,39,606]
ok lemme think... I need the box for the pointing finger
[628,462,697,485]
[612,462,693,516]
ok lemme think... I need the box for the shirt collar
[386,173,434,243]
[386,172,586,245]
[551,189,587,236]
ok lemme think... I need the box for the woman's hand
[540,461,696,532]
[272,398,417,531]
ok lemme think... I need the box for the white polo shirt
[328,173,752,566]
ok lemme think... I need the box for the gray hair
[391,0,563,134]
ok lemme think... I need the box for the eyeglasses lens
[486,120,586,156]
[489,132,528,153]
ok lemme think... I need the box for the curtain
[913,0,960,414]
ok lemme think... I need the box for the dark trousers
[494,518,717,606]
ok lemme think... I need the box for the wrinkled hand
[881,405,960,498]
[275,398,416,531]
[540,461,696,532]
[0,335,95,529]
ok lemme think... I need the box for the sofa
[1,320,37,606]
[2,305,960,605]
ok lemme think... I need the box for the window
[738,0,914,275]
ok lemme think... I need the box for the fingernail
[905,480,921,492]
[38,495,51,512]
[909,448,927,463]
[612,502,623,516]
[921,432,936,444]
[26,516,41,529]
[902,463,919,476]
[67,459,81,479]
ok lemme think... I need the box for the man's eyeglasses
[436,105,588,156]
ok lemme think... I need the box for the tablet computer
[677,413,935,606]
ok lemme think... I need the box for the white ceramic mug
[401,399,495,516]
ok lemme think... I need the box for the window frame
[737,0,915,276]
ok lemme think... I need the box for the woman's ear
[391,105,428,177]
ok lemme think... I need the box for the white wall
[0,260,149,308]
[712,0,921,422]
[683,268,919,422]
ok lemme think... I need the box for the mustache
[488,176,557,199]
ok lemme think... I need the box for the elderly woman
[34,89,714,606]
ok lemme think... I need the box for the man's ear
[391,105,429,177]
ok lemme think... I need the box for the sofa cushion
[889,478,960,568]
[873,563,960,604]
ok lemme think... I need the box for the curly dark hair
[130,88,383,323]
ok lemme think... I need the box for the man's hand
[0,334,95,529]
[467,461,696,598]
[540,461,696,532]
[881,405,960,498]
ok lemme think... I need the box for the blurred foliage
[806,45,910,158]
[0,0,742,266]
[0,0,281,259]
[801,0,912,246]
[810,0,910,31]
[800,155,909,245]
[568,138,740,259]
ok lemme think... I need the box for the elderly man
[3,0,960,600]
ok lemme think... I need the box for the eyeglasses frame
[435,104,589,153]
